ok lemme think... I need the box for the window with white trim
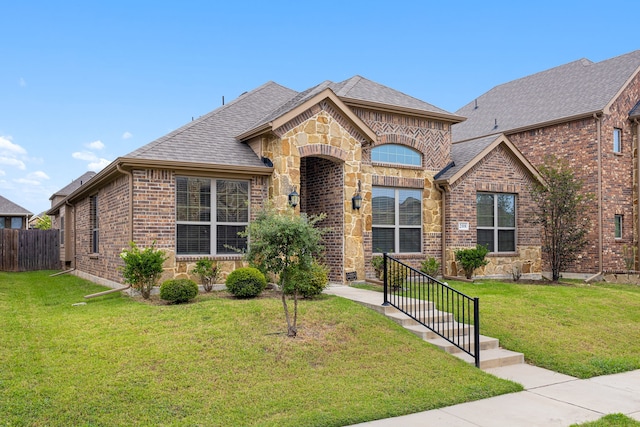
[613,128,622,153]
[372,187,422,253]
[176,177,249,255]
[615,214,623,239]
[371,144,422,166]
[477,193,516,252]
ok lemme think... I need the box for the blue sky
[1,0,638,215]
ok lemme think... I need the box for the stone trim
[298,144,348,161]
[372,175,424,188]
[476,182,522,193]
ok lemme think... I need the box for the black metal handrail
[383,254,480,367]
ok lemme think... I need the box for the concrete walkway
[324,285,640,426]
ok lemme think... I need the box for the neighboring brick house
[0,195,32,229]
[50,76,544,287]
[48,171,96,268]
[453,50,640,276]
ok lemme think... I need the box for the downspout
[116,164,134,243]
[595,113,604,275]
[66,200,76,271]
[635,118,640,271]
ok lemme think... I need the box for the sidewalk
[325,285,640,426]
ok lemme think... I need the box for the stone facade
[443,144,542,278]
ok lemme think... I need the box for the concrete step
[385,310,453,327]
[425,334,500,354]
[454,347,525,369]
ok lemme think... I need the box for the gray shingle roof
[126,81,298,167]
[435,135,500,181]
[453,50,640,142]
[49,171,97,199]
[0,195,32,215]
[332,75,458,118]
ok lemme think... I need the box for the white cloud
[19,77,26,87]
[86,140,104,150]
[88,158,111,171]
[122,131,133,139]
[15,178,41,186]
[0,136,27,155]
[27,171,50,180]
[72,151,98,161]
[0,169,5,176]
[0,156,26,170]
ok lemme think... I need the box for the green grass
[0,271,521,426]
[571,414,640,426]
[358,278,640,379]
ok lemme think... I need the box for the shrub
[120,241,167,299]
[160,279,199,304]
[191,259,220,292]
[225,267,267,298]
[371,255,384,279]
[455,245,490,279]
[420,256,440,277]
[284,262,329,299]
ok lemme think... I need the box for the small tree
[191,259,220,292]
[243,208,326,337]
[530,156,592,281]
[120,241,167,299]
[455,245,489,279]
[33,214,52,230]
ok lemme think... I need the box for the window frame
[175,177,250,256]
[476,192,517,253]
[372,186,422,254]
[615,214,623,239]
[90,195,99,253]
[613,128,622,153]
[371,144,423,167]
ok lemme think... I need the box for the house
[47,172,96,268]
[0,195,32,229]
[453,50,640,276]
[49,76,543,287]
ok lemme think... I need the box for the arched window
[371,144,422,166]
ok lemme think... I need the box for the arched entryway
[299,156,344,282]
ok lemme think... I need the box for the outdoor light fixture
[288,187,299,208]
[352,179,362,210]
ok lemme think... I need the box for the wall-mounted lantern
[352,180,362,210]
[288,187,300,208]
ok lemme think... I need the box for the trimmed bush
[225,267,267,298]
[284,262,329,299]
[420,256,440,277]
[455,245,490,279]
[160,279,199,304]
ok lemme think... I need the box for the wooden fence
[0,229,61,272]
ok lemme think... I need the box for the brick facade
[443,145,541,277]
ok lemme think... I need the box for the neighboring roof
[630,100,640,119]
[0,195,32,216]
[49,171,97,200]
[435,134,543,186]
[453,50,640,142]
[126,81,298,168]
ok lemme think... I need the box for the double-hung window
[477,193,516,252]
[613,128,622,153]
[176,177,249,255]
[372,187,422,253]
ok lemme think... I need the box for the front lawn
[361,278,640,379]
[0,271,520,426]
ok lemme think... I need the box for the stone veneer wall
[444,145,541,277]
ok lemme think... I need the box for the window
[613,128,622,153]
[10,217,22,229]
[372,187,422,253]
[176,177,249,255]
[90,195,99,253]
[477,193,516,252]
[60,215,65,245]
[371,144,422,166]
[615,215,623,239]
